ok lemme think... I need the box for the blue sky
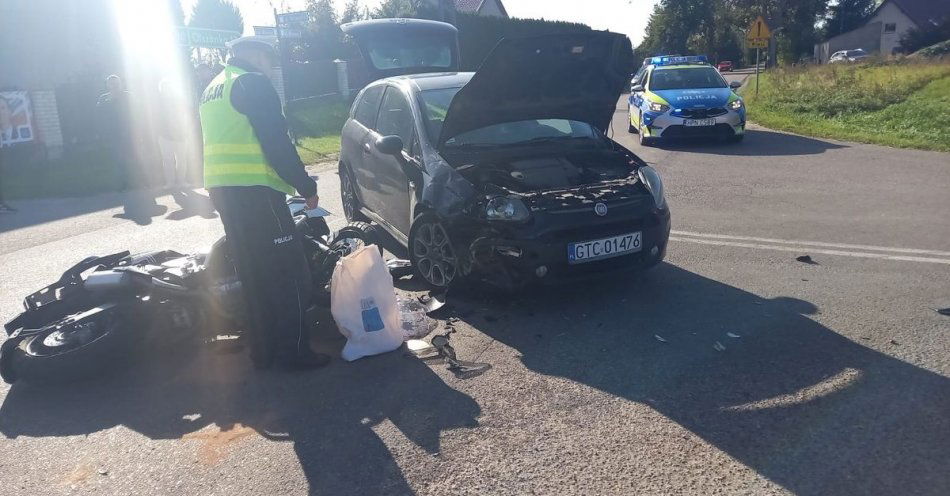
[180,0,659,45]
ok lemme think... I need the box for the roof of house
[454,0,509,17]
[878,0,950,27]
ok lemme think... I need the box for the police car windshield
[650,67,727,90]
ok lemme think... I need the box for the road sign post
[745,16,772,99]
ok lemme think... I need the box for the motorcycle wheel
[2,305,134,385]
[331,222,382,256]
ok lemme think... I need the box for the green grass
[744,60,950,151]
[296,135,341,165]
[286,97,349,164]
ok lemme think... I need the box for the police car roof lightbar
[649,55,708,66]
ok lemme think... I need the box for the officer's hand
[306,194,319,210]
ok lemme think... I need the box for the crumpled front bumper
[461,203,672,290]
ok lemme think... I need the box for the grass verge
[296,135,341,165]
[744,59,950,152]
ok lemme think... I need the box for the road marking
[671,230,950,257]
[669,236,950,265]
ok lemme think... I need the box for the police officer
[199,36,328,370]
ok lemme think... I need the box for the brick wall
[30,90,64,150]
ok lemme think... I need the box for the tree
[188,0,244,34]
[302,0,345,61]
[340,0,369,24]
[899,16,950,53]
[823,0,876,39]
[373,0,441,20]
[166,0,185,26]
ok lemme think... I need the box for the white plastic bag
[331,245,403,361]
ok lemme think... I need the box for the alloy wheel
[412,222,457,287]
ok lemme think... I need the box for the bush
[913,40,950,58]
[899,17,950,54]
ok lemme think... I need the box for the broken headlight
[648,101,670,113]
[638,166,667,210]
[485,196,531,222]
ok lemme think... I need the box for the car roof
[371,72,475,92]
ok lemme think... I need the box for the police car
[628,55,745,145]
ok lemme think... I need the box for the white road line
[669,236,950,265]
[671,230,950,257]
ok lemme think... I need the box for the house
[453,0,509,18]
[425,0,509,21]
[815,0,950,63]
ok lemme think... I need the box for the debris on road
[96,468,109,476]
[386,258,413,279]
[713,341,727,352]
[890,339,900,346]
[936,307,950,316]
[430,329,491,379]
[796,255,819,265]
[399,299,438,340]
[654,334,668,343]
[727,332,741,338]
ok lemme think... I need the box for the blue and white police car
[628,55,746,145]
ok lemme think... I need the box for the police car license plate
[568,232,641,264]
[684,118,716,127]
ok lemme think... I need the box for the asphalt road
[1,77,948,495]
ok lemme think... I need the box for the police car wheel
[628,112,637,134]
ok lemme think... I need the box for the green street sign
[176,27,241,49]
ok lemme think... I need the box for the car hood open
[438,32,634,147]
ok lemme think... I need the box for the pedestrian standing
[157,79,189,191]
[97,75,157,218]
[199,37,327,370]
[0,95,19,213]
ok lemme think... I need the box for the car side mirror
[631,84,644,93]
[729,81,742,89]
[375,135,404,156]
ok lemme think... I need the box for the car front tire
[408,212,459,289]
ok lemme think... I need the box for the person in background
[97,74,158,218]
[0,96,19,213]
[157,79,189,191]
[198,36,326,371]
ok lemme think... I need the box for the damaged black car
[339,29,671,289]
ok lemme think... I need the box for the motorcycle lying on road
[0,198,379,385]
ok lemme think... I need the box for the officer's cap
[226,36,278,59]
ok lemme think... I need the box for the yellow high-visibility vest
[199,65,294,195]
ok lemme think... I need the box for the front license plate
[684,118,716,127]
[568,232,642,264]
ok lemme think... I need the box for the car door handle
[362,143,372,153]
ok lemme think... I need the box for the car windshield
[364,35,453,71]
[419,87,598,147]
[650,67,727,90]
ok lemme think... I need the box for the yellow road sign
[747,38,769,49]
[745,16,772,41]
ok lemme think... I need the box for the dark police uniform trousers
[208,185,312,367]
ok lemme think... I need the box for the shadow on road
[1,264,947,494]
[651,129,847,156]
[441,264,949,495]
[165,189,218,221]
[0,322,480,495]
